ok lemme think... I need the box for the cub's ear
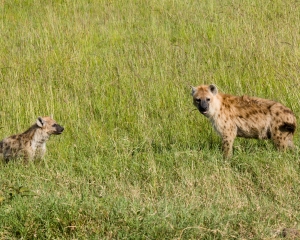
[190,86,197,96]
[209,84,218,95]
[36,117,44,128]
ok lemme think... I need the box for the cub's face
[191,84,218,117]
[36,116,64,135]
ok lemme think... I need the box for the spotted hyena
[0,116,64,162]
[191,84,296,158]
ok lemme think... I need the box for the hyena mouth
[198,107,208,115]
[54,126,64,135]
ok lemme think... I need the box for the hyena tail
[0,141,3,154]
[279,122,296,134]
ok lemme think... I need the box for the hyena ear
[209,84,218,95]
[37,117,44,128]
[190,86,197,96]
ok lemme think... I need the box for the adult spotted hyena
[191,84,296,158]
[0,116,64,162]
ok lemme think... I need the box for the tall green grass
[0,0,300,238]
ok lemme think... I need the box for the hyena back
[191,84,296,158]
[0,116,64,162]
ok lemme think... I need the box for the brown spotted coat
[0,116,64,162]
[191,84,296,158]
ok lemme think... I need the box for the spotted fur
[0,116,64,162]
[191,84,296,158]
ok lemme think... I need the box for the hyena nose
[198,101,209,113]
[199,106,208,112]
[56,125,64,133]
[200,102,208,110]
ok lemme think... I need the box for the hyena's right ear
[37,117,45,128]
[190,86,197,96]
[209,84,218,95]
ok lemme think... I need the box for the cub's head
[191,84,218,117]
[36,116,64,135]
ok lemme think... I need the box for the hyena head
[36,116,64,135]
[191,84,218,117]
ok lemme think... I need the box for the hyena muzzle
[0,116,64,162]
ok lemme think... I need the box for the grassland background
[0,0,300,239]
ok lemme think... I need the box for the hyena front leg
[222,137,234,159]
[34,147,46,160]
[22,150,34,163]
[221,129,236,159]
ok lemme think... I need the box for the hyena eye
[195,98,201,103]
[206,98,210,102]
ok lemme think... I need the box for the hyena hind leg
[271,124,295,151]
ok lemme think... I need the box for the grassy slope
[0,0,300,239]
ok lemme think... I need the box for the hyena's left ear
[190,86,197,96]
[37,117,45,128]
[209,84,218,95]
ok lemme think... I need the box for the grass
[0,0,300,239]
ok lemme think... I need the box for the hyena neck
[24,124,50,145]
[208,94,222,119]
[33,128,50,144]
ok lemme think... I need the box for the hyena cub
[191,84,296,158]
[0,116,64,162]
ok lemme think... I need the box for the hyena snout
[53,124,64,135]
[37,117,65,135]
[195,99,209,114]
